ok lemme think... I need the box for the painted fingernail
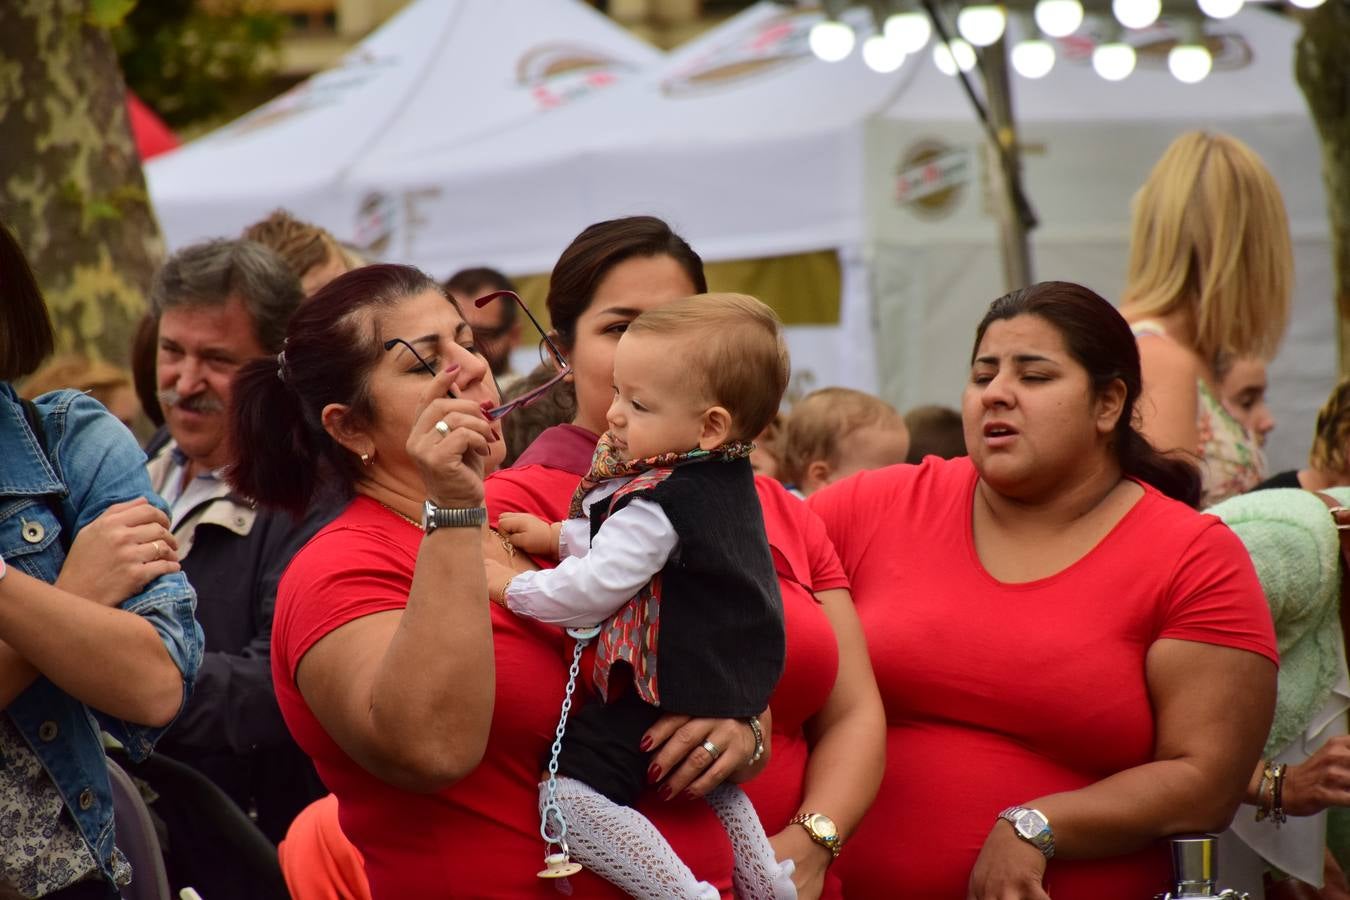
[646,763,661,782]
[480,400,495,412]
[683,789,699,800]
[658,785,673,800]
[639,736,653,751]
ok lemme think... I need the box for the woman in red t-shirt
[226,264,749,898]
[809,281,1279,900]
[488,216,885,900]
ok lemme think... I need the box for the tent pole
[979,37,1034,291]
[920,0,1037,292]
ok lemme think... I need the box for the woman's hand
[484,558,515,607]
[1281,736,1350,816]
[497,512,560,558]
[643,714,766,799]
[972,825,1053,900]
[407,363,498,508]
[968,823,1049,900]
[54,497,180,607]
[768,827,829,900]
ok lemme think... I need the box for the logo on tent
[660,9,817,97]
[518,43,641,110]
[1056,22,1253,71]
[895,141,971,217]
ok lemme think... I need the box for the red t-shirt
[274,496,727,898]
[487,427,850,897]
[807,456,1278,900]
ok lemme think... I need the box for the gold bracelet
[489,527,516,561]
[1255,760,1276,822]
[490,576,513,609]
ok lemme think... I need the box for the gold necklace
[374,500,514,561]
[376,501,421,530]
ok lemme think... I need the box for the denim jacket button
[37,721,57,741]
[78,788,94,810]
[21,520,44,543]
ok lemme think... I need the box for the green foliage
[114,0,287,129]
[88,0,137,29]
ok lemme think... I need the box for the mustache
[157,388,225,414]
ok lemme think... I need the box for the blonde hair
[20,354,132,408]
[243,209,342,282]
[626,293,789,441]
[781,387,902,485]
[1310,378,1350,475]
[1123,131,1292,365]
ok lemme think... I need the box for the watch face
[1015,810,1048,839]
[807,814,839,841]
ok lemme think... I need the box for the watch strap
[789,812,842,859]
[422,501,488,532]
[998,806,1055,859]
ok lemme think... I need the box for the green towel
[1206,487,1350,758]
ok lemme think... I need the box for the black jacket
[590,456,785,718]
[145,431,339,841]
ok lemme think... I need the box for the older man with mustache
[137,240,339,900]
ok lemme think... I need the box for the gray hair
[149,239,303,353]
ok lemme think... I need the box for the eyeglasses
[382,290,570,422]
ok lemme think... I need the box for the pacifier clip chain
[537,625,601,882]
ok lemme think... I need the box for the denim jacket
[0,384,203,884]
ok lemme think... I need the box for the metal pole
[979,37,1034,290]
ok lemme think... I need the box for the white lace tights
[542,777,797,899]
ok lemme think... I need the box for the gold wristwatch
[789,812,842,860]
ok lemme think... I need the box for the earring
[360,451,374,466]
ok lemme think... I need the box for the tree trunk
[0,0,162,367]
[1295,5,1350,378]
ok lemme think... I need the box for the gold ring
[434,419,450,436]
[153,540,165,560]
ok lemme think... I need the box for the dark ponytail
[972,281,1202,507]
[227,264,445,517]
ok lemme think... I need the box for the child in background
[779,387,910,497]
[1216,355,1276,449]
[488,293,794,899]
[749,412,786,480]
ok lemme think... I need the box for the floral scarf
[567,432,754,519]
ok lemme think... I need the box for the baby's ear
[698,406,733,450]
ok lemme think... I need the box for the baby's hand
[497,513,561,558]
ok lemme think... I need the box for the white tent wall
[866,9,1334,474]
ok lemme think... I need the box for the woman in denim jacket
[0,223,203,900]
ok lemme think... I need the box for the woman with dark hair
[226,264,511,898]
[487,216,885,899]
[809,281,1279,899]
[0,222,202,898]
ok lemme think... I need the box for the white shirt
[505,477,678,628]
[158,448,229,530]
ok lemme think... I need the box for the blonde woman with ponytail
[1121,131,1293,506]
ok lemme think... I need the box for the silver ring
[434,419,450,436]
[701,739,722,761]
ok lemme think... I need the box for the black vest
[589,457,785,718]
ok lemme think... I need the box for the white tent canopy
[147,0,664,257]
[148,1,1332,470]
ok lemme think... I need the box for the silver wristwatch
[998,806,1055,859]
[422,500,487,533]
